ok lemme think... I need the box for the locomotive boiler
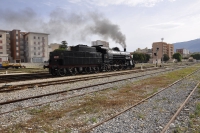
[47,44,135,76]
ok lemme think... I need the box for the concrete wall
[21,63,48,68]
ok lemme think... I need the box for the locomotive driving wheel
[69,68,77,75]
[58,68,66,76]
[107,65,111,72]
[50,69,57,76]
[94,67,99,73]
[84,67,91,74]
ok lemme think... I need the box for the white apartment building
[92,40,109,47]
[24,32,49,63]
[0,30,9,63]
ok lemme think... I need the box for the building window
[0,34,2,38]
[0,40,2,43]
[0,58,2,62]
[0,52,3,54]
[34,52,36,55]
[16,47,19,50]
[38,52,40,55]
[34,36,36,39]
[16,36,18,39]
[38,42,40,45]
[34,47,36,50]
[38,37,40,39]
[16,42,18,45]
[34,42,36,44]
[38,47,40,50]
[0,46,2,49]
[16,52,19,56]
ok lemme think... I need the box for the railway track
[161,82,200,133]
[0,67,148,84]
[81,67,200,133]
[0,68,145,84]
[0,67,175,117]
[0,72,51,83]
[0,67,159,93]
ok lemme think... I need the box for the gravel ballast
[91,70,200,133]
[0,65,198,132]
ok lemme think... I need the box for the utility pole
[154,46,159,67]
[156,47,159,67]
[161,38,164,67]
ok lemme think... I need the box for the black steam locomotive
[47,44,135,76]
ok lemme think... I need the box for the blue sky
[0,0,200,51]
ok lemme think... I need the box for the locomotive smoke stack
[124,48,126,52]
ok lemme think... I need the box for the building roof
[0,29,10,32]
[24,32,49,35]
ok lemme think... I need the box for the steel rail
[161,82,200,133]
[0,66,192,115]
[0,68,165,106]
[0,67,177,117]
[81,68,200,133]
[0,68,159,93]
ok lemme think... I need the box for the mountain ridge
[173,38,200,52]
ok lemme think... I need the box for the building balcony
[20,46,24,50]
[20,56,25,59]
[6,45,10,49]
[6,50,11,55]
[6,34,10,38]
[6,39,10,43]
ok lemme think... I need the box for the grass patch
[138,113,145,119]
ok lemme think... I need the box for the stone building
[152,42,174,64]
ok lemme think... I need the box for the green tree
[163,54,169,62]
[173,53,182,62]
[145,54,150,62]
[191,53,200,60]
[59,41,68,50]
[131,53,150,63]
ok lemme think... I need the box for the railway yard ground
[0,62,200,133]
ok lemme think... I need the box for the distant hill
[173,38,200,53]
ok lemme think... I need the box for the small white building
[92,40,109,47]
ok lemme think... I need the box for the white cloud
[43,2,54,6]
[68,0,177,7]
[143,22,184,30]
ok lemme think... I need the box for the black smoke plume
[0,8,126,48]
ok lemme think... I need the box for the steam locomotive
[47,44,135,76]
